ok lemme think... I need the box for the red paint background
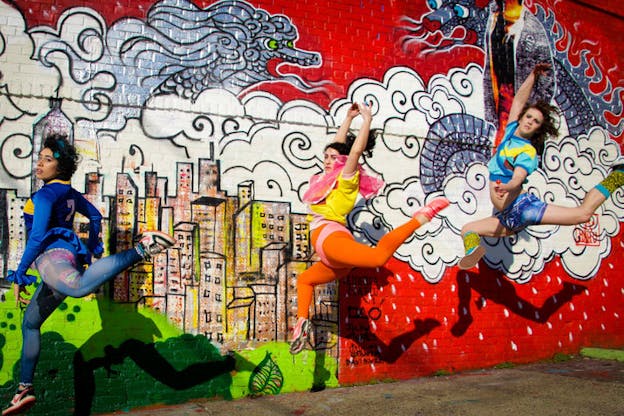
[11,0,624,383]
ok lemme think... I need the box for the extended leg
[20,283,66,386]
[540,168,623,225]
[323,197,449,268]
[35,248,143,298]
[459,216,512,270]
[36,231,174,298]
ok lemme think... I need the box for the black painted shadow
[73,296,237,415]
[451,269,587,337]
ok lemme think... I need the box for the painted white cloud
[0,2,61,195]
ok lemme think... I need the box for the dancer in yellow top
[290,102,449,354]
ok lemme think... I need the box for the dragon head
[402,0,493,52]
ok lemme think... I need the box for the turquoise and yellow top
[488,120,538,184]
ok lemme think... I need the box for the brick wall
[0,0,622,413]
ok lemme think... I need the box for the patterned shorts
[34,248,81,288]
[496,193,547,232]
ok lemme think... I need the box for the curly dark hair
[518,101,560,155]
[325,128,379,158]
[43,134,79,181]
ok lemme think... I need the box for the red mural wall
[17,1,624,111]
[12,0,624,386]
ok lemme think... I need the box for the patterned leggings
[20,247,142,385]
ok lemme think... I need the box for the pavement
[100,348,624,416]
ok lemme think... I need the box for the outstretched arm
[342,103,372,176]
[508,63,550,123]
[496,166,529,194]
[333,103,360,144]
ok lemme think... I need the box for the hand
[494,179,508,197]
[533,63,551,78]
[347,103,360,119]
[14,284,31,307]
[358,101,373,121]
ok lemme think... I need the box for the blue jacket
[8,179,103,285]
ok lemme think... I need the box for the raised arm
[508,63,550,123]
[342,102,372,176]
[333,103,361,144]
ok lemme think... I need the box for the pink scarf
[302,155,384,204]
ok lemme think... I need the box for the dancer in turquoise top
[459,63,624,270]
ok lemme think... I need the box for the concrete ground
[101,349,624,416]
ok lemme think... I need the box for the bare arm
[497,167,528,193]
[342,103,372,176]
[333,103,360,144]
[508,63,551,123]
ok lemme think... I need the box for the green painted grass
[580,347,624,362]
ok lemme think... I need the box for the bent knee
[22,319,42,332]
[367,254,392,268]
[461,224,475,235]
[577,211,594,224]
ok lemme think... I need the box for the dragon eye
[427,0,442,10]
[286,40,294,48]
[267,39,279,50]
[453,5,469,18]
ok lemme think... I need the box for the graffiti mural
[0,0,622,413]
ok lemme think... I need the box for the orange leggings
[296,217,424,318]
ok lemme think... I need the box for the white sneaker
[137,231,175,261]
[289,318,311,355]
[2,386,36,416]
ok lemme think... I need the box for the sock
[595,170,624,198]
[462,231,481,255]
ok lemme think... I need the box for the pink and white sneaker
[413,197,450,221]
[136,231,175,261]
[2,386,36,415]
[289,317,312,355]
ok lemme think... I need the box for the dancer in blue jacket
[3,134,175,415]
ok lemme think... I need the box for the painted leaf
[248,351,284,395]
